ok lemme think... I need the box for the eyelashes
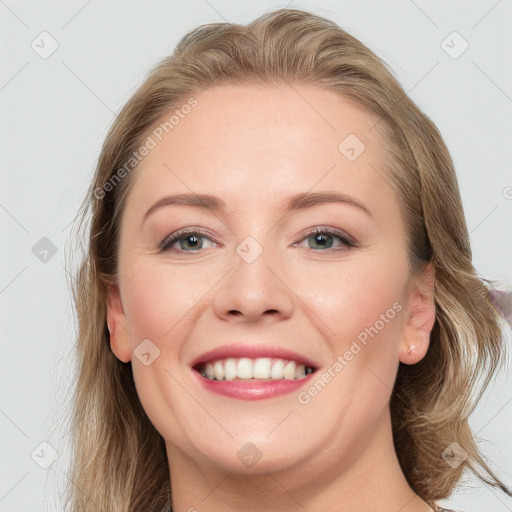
[159,228,218,252]
[158,226,356,254]
[292,226,354,251]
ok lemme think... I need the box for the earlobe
[106,284,132,363]
[399,331,432,365]
[399,264,436,365]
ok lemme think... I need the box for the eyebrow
[143,191,373,224]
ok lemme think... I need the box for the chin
[201,444,305,475]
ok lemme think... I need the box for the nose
[212,242,295,323]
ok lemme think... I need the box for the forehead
[123,84,398,221]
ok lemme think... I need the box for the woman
[65,8,511,511]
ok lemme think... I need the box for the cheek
[292,252,408,416]
[293,254,406,346]
[121,257,218,341]
[294,256,405,429]
[120,259,221,446]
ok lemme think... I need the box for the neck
[166,408,433,512]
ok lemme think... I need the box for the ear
[399,263,436,365]
[107,284,132,363]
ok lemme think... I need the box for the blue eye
[159,226,354,254]
[159,229,217,252]
[296,227,354,250]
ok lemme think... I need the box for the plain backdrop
[1,1,511,511]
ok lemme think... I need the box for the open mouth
[193,357,317,381]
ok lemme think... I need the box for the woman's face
[108,84,433,476]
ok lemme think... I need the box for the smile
[195,357,316,381]
[190,345,320,400]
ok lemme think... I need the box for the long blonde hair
[63,8,511,510]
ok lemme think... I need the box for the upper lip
[190,344,320,370]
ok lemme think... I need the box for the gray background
[1,1,511,510]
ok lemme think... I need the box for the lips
[190,343,319,378]
[190,344,319,399]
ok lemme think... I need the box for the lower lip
[192,370,316,400]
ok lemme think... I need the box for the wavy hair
[62,8,511,511]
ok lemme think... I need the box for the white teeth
[283,361,296,379]
[237,358,253,379]
[224,358,237,380]
[294,364,305,379]
[213,360,224,380]
[200,357,313,381]
[271,359,284,379]
[253,358,271,379]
